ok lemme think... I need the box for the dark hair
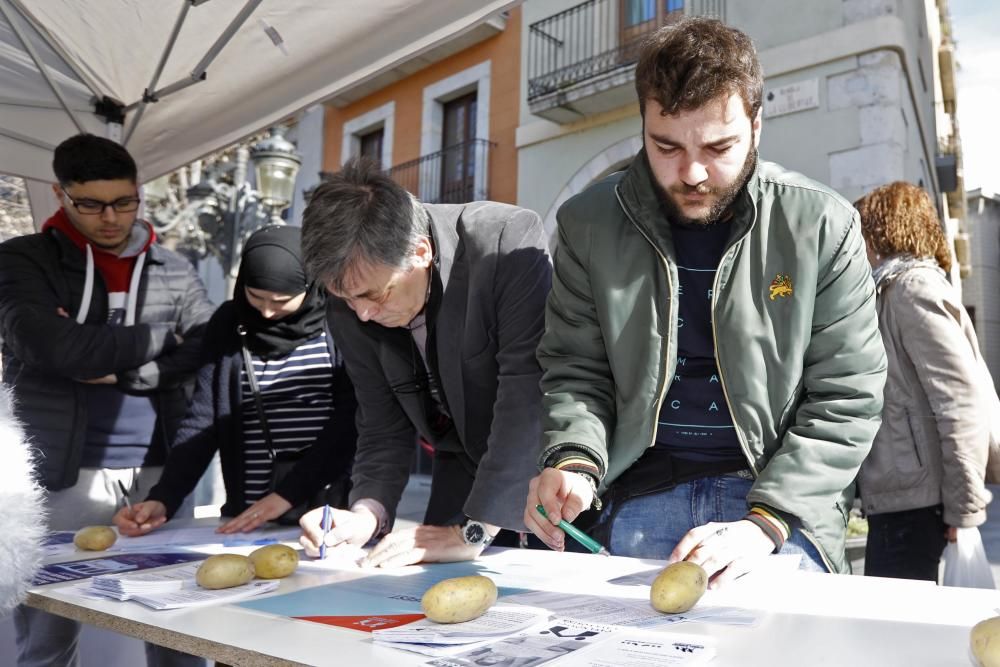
[52,134,137,186]
[301,157,429,293]
[635,17,763,119]
[854,181,952,273]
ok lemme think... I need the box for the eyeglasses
[61,187,140,215]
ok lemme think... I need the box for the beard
[656,140,757,227]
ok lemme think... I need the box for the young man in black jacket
[0,134,213,667]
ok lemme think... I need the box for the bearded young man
[524,17,887,583]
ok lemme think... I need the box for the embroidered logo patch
[768,273,793,300]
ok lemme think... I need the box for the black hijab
[233,225,326,360]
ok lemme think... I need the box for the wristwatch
[460,517,494,548]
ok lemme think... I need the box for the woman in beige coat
[856,181,994,581]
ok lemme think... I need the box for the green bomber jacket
[538,151,887,573]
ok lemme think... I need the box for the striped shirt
[241,331,334,505]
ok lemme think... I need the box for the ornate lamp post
[250,125,302,224]
[148,125,302,298]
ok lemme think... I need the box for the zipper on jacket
[614,186,674,452]
[708,191,837,574]
[710,248,757,476]
[707,186,759,475]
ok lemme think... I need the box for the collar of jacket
[424,203,461,290]
[45,225,167,270]
[615,148,761,257]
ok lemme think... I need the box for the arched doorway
[543,134,643,246]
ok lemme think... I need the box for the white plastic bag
[942,527,996,589]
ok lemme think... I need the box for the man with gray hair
[299,158,551,566]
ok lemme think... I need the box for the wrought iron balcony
[527,0,683,101]
[527,0,726,122]
[313,139,494,205]
[387,139,493,204]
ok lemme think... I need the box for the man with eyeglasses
[0,133,213,667]
[297,158,552,566]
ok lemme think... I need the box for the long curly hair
[854,181,951,273]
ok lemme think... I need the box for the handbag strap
[238,326,277,461]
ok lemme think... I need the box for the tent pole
[0,127,54,151]
[123,0,193,147]
[125,0,264,111]
[0,0,85,133]
[7,0,104,100]
[0,96,91,112]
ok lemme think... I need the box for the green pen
[536,504,610,557]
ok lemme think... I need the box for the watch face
[464,521,486,545]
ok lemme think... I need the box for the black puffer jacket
[0,226,214,490]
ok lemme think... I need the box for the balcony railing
[386,139,493,204]
[528,0,684,101]
[314,139,493,205]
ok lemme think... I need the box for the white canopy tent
[0,0,515,222]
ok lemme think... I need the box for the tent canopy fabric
[0,0,514,191]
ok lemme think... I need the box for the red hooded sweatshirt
[42,209,156,326]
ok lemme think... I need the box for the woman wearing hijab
[855,181,996,581]
[113,225,357,535]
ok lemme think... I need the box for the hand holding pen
[111,480,168,536]
[535,505,610,556]
[524,468,604,554]
[298,504,378,559]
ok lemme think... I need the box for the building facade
[963,188,1000,385]
[516,0,964,253]
[319,8,522,205]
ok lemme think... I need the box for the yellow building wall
[322,8,521,204]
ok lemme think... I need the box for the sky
[949,0,1000,194]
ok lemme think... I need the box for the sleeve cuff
[351,498,390,538]
[546,451,602,480]
[745,505,792,552]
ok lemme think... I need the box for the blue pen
[319,505,332,559]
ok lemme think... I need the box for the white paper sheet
[373,606,553,657]
[425,617,619,667]
[556,632,716,666]
[506,590,756,628]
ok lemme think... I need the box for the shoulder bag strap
[238,326,276,462]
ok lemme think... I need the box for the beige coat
[859,260,996,527]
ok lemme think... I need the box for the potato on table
[421,575,498,624]
[650,561,707,614]
[73,526,117,551]
[249,544,299,579]
[196,554,255,589]
[972,616,1000,667]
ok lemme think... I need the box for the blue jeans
[596,475,828,572]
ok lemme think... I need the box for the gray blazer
[328,201,552,530]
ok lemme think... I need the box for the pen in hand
[536,504,611,557]
[117,479,133,513]
[319,505,332,560]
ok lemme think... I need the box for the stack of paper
[89,569,187,600]
[372,606,551,657]
[79,562,280,610]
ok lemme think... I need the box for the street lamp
[250,125,301,223]
[147,125,303,298]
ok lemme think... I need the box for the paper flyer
[32,552,206,586]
